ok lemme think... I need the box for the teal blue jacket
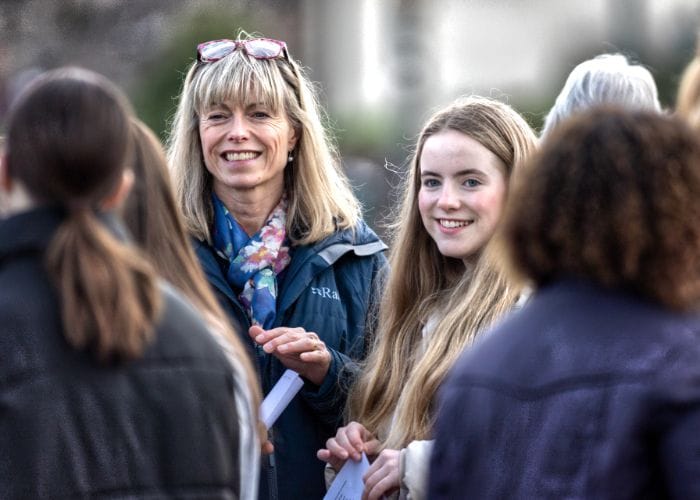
[194,220,387,500]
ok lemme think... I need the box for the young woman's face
[418,129,508,265]
[198,99,297,201]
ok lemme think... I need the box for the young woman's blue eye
[465,178,481,187]
[422,178,440,188]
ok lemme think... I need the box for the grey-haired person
[541,53,661,138]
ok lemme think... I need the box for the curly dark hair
[503,106,700,311]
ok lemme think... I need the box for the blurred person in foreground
[0,67,251,498]
[122,118,264,499]
[541,53,661,138]
[167,33,388,499]
[0,136,6,216]
[318,96,537,499]
[429,107,700,499]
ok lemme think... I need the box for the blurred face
[418,129,507,265]
[199,99,297,201]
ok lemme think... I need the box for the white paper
[259,369,304,428]
[323,453,370,500]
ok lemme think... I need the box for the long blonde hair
[348,96,537,448]
[167,32,360,245]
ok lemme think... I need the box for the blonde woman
[318,96,537,499]
[167,34,387,500]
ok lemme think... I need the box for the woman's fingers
[345,421,372,453]
[324,437,350,459]
[362,449,400,500]
[250,326,325,356]
[278,334,324,355]
[249,326,331,384]
[316,447,346,472]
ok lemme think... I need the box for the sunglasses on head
[197,38,289,63]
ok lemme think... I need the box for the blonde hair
[348,96,537,448]
[676,39,700,131]
[167,32,360,245]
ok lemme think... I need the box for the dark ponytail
[6,67,161,362]
[46,209,160,360]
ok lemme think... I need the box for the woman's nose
[437,184,460,210]
[227,113,249,142]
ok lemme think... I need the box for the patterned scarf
[211,193,291,329]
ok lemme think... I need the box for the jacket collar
[0,206,130,266]
[0,206,65,264]
[281,220,385,284]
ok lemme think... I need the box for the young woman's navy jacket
[194,220,387,500]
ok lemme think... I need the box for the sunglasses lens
[245,39,284,59]
[199,40,236,61]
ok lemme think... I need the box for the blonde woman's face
[198,99,297,202]
[418,129,507,265]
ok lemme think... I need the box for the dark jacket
[429,280,700,500]
[0,208,243,499]
[194,220,387,500]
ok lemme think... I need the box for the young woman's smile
[418,129,507,265]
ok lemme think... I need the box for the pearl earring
[287,151,294,163]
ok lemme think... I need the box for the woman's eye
[422,178,440,188]
[205,112,226,121]
[465,178,481,187]
[251,111,270,119]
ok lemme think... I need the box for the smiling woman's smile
[199,100,297,198]
[223,151,261,161]
[418,129,507,265]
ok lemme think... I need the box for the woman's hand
[262,439,274,455]
[362,448,400,500]
[317,421,380,472]
[249,325,331,385]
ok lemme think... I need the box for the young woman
[318,96,537,499]
[0,67,251,499]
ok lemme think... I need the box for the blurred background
[1,0,699,239]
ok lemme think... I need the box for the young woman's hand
[316,421,380,472]
[249,325,331,385]
[362,448,400,500]
[261,438,274,455]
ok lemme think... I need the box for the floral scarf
[211,192,291,329]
